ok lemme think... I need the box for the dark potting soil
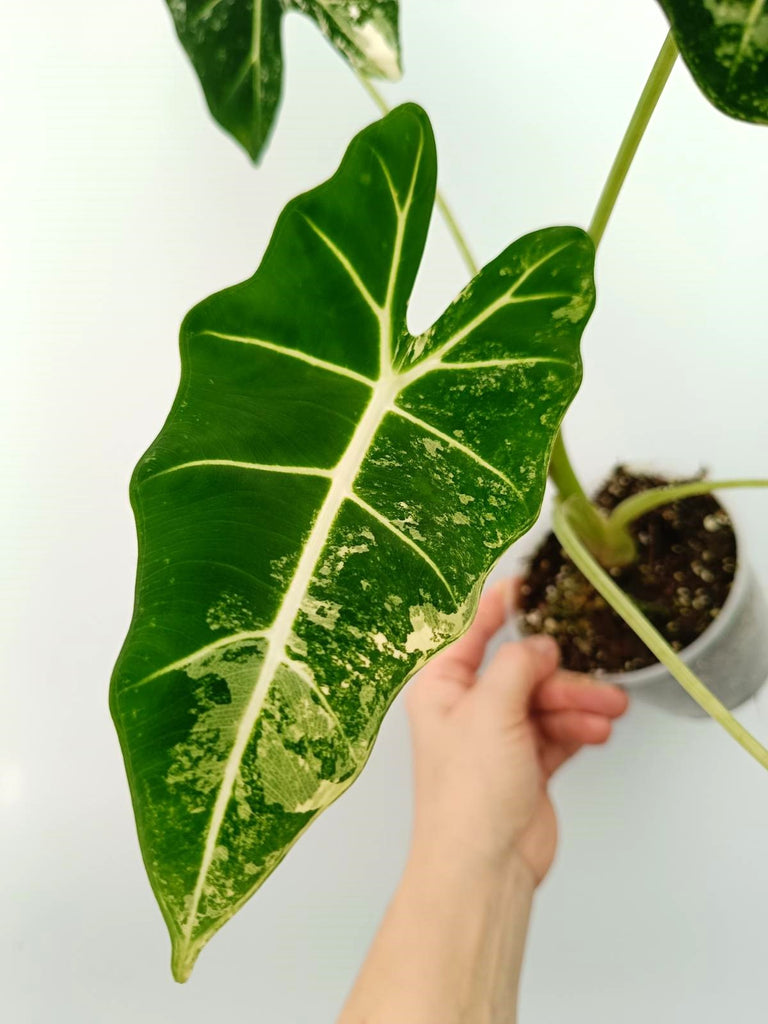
[519,466,737,674]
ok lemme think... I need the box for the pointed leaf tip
[171,939,196,984]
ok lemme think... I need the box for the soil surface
[519,466,737,674]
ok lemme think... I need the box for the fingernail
[524,633,559,657]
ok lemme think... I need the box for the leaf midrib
[178,375,402,953]
[177,138,424,953]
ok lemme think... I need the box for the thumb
[476,634,561,723]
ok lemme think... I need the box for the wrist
[391,844,535,1023]
[407,835,537,900]
[338,834,536,1024]
[409,816,540,896]
[404,839,537,935]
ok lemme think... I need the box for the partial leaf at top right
[658,0,768,123]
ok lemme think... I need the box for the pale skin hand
[339,578,629,1024]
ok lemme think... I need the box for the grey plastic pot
[602,554,768,717]
[491,508,768,717]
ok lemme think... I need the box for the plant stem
[356,74,479,277]
[548,436,636,566]
[610,479,768,532]
[589,31,678,249]
[434,193,479,276]
[544,32,680,558]
[548,433,591,505]
[553,499,768,773]
[356,72,390,117]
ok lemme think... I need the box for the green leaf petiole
[608,479,768,532]
[550,31,679,554]
[589,31,678,249]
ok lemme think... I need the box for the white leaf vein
[283,657,358,762]
[382,130,424,371]
[143,460,332,483]
[372,149,402,213]
[348,492,455,599]
[199,330,375,386]
[427,245,576,365]
[301,214,383,317]
[440,356,571,371]
[126,631,268,692]
[390,404,526,506]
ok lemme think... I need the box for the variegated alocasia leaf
[111,103,595,981]
[164,0,401,160]
[658,0,768,122]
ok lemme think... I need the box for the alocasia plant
[111,103,594,980]
[114,0,768,985]
[164,0,401,159]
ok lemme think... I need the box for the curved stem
[356,72,390,117]
[553,499,768,772]
[610,479,768,533]
[546,33,679,556]
[356,74,479,277]
[548,37,678,540]
[434,193,479,276]
[548,433,591,505]
[589,31,678,249]
[548,435,636,566]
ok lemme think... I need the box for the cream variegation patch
[404,588,479,656]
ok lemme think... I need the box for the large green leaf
[111,104,595,981]
[165,0,401,160]
[659,0,768,122]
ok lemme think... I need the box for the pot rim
[601,495,744,687]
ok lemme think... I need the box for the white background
[3,0,768,1020]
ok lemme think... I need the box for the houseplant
[111,0,768,981]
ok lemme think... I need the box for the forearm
[338,845,535,1024]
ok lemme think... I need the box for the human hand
[338,579,628,1023]
[406,577,629,886]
